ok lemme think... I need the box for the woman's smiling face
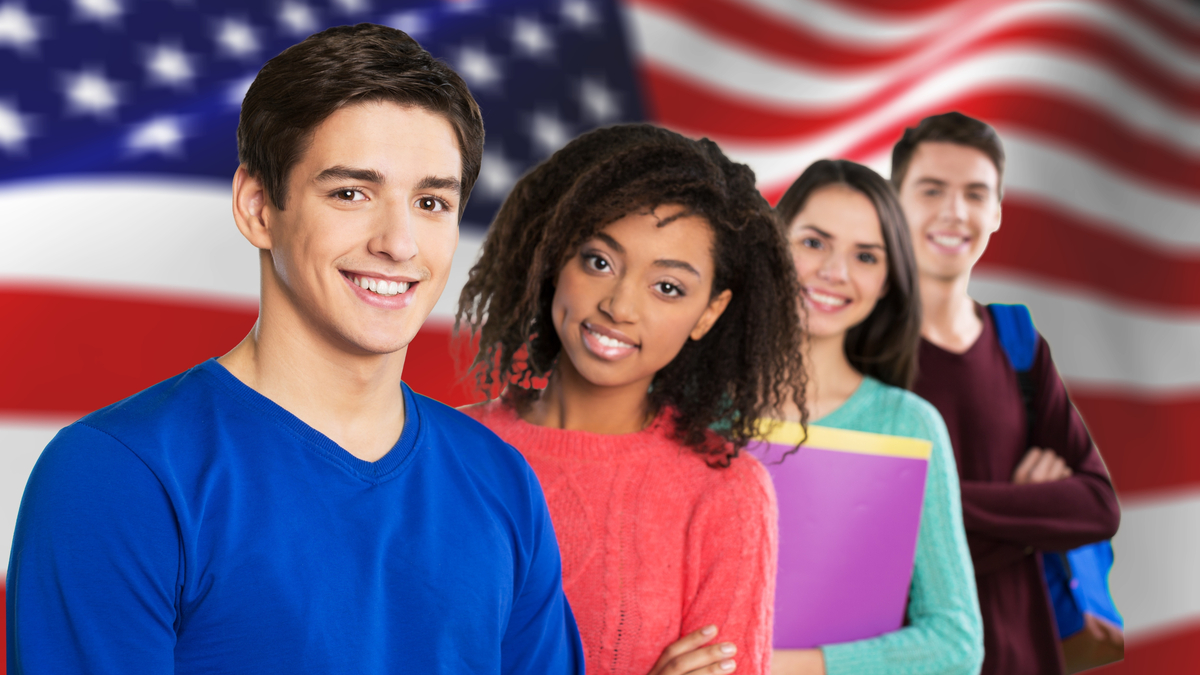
[788,183,889,341]
[551,204,732,390]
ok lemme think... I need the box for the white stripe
[0,417,69,574]
[0,178,487,321]
[723,0,1200,80]
[725,131,1200,251]
[1111,488,1200,640]
[969,272,1200,393]
[629,5,1200,150]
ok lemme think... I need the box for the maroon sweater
[913,306,1121,675]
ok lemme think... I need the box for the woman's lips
[580,322,639,361]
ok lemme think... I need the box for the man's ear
[232,165,273,250]
[690,288,733,341]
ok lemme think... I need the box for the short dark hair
[237,23,484,214]
[890,112,1005,198]
[776,159,922,390]
[457,124,807,462]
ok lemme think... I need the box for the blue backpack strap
[988,303,1038,372]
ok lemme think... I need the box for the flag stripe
[974,199,1200,311]
[629,5,1200,143]
[641,0,1200,88]
[968,273,1200,392]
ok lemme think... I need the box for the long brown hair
[456,124,807,461]
[775,159,922,390]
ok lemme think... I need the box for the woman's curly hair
[455,124,807,462]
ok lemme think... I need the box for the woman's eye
[800,237,822,250]
[584,254,610,271]
[656,281,683,297]
[416,196,446,212]
[857,252,879,264]
[334,189,365,201]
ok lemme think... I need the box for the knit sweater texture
[464,400,778,675]
[809,377,984,675]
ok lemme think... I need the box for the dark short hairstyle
[775,159,922,390]
[457,124,807,462]
[238,23,485,215]
[890,112,1005,198]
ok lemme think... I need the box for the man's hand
[1012,447,1073,484]
[648,625,738,675]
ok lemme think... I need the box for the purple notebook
[751,422,931,649]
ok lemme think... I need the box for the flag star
[0,2,44,54]
[278,1,318,36]
[145,42,197,89]
[227,73,256,108]
[62,67,123,119]
[385,11,426,37]
[0,99,35,154]
[455,46,501,90]
[127,115,187,157]
[512,16,553,59]
[73,0,123,26]
[214,18,259,60]
[446,0,485,14]
[331,0,370,15]
[561,0,599,30]
[578,77,620,124]
[529,110,571,157]
[477,149,519,200]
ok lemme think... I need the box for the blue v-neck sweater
[7,359,583,674]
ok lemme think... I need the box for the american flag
[1,0,1196,670]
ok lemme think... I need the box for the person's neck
[522,359,654,435]
[797,332,863,422]
[217,291,407,463]
[919,270,982,354]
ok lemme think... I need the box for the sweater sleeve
[7,422,181,674]
[958,338,1121,551]
[680,455,778,675]
[822,405,984,675]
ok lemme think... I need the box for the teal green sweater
[813,377,984,675]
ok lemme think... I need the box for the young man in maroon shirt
[892,112,1121,674]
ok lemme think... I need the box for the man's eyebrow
[914,177,948,187]
[593,231,626,254]
[965,182,993,193]
[417,175,462,195]
[654,259,702,278]
[314,166,385,184]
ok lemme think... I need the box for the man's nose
[370,201,420,262]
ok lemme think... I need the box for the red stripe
[637,0,1200,109]
[0,287,484,416]
[644,68,1200,198]
[1090,620,1200,673]
[974,198,1200,311]
[1071,390,1200,496]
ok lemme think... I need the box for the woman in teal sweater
[770,159,984,675]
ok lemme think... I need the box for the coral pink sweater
[464,401,777,675]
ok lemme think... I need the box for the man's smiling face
[258,100,462,356]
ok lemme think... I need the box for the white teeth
[387,281,398,295]
[932,235,966,247]
[352,275,411,297]
[397,282,409,294]
[368,278,378,292]
[588,328,633,349]
[358,276,370,290]
[807,289,847,306]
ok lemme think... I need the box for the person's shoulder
[411,392,534,475]
[75,361,223,451]
[856,377,947,444]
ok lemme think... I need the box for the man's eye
[417,196,446,211]
[334,189,365,201]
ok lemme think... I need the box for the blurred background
[1,0,1196,670]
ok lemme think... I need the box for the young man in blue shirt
[7,24,584,674]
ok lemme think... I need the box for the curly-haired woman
[769,160,983,675]
[456,124,807,675]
